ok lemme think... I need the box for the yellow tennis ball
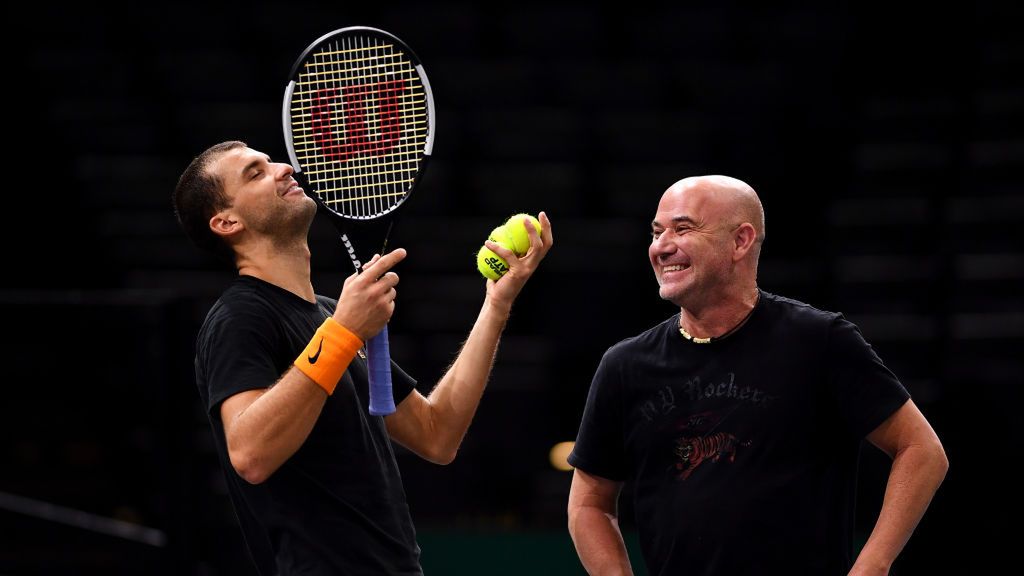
[504,213,542,256]
[488,225,515,251]
[477,245,510,280]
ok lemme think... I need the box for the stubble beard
[262,197,318,251]
[661,266,730,313]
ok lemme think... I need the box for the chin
[659,284,684,304]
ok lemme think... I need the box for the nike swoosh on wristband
[308,338,324,364]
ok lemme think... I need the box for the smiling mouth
[663,264,691,273]
[282,182,304,196]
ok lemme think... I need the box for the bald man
[567,176,947,576]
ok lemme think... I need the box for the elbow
[567,503,579,536]
[228,446,274,485]
[935,442,950,482]
[419,419,459,465]
[426,444,458,466]
[911,436,949,486]
[437,451,458,466]
[567,498,592,538]
[567,502,606,544]
[923,433,949,481]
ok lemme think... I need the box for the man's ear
[210,210,243,239]
[733,222,757,261]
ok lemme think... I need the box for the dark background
[3,2,1021,574]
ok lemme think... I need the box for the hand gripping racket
[282,27,435,415]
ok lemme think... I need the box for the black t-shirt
[195,275,421,576]
[569,290,910,576]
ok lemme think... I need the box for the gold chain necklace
[679,292,760,344]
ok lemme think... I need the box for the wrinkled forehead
[654,182,724,223]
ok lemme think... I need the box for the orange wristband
[294,318,363,395]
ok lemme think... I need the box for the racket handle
[366,325,395,416]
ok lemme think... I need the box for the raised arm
[850,399,948,575]
[385,213,553,463]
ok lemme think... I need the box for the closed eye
[652,226,692,239]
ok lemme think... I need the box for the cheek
[702,243,731,269]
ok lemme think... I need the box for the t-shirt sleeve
[198,304,282,415]
[390,359,417,404]
[568,349,627,481]
[826,314,911,439]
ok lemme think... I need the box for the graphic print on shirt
[638,373,771,480]
[674,432,747,480]
[671,410,751,480]
[640,373,779,423]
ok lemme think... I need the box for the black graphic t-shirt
[569,290,910,576]
[195,275,421,576]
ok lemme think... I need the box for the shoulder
[602,314,679,364]
[759,289,841,327]
[745,290,850,351]
[199,278,281,339]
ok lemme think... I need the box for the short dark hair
[172,140,246,263]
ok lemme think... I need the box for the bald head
[663,175,765,249]
[649,175,765,308]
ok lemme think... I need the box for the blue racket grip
[366,325,395,415]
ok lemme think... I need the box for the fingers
[364,248,407,275]
[355,248,407,286]
[508,211,553,264]
[368,264,400,305]
[524,211,553,255]
[379,271,400,289]
[484,239,516,261]
[365,268,400,306]
[333,249,405,340]
[344,250,402,301]
[361,253,382,270]
[539,211,554,247]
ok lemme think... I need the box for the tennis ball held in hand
[504,213,542,256]
[477,225,514,280]
[477,246,510,280]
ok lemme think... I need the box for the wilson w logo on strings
[310,80,407,162]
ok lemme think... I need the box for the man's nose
[276,162,295,178]
[652,234,674,255]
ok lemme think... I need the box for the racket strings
[290,101,427,126]
[296,47,404,80]
[319,185,412,200]
[299,154,423,179]
[356,34,377,217]
[291,34,426,218]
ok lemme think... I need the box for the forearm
[224,368,327,483]
[424,297,510,459]
[569,506,634,576]
[852,442,948,574]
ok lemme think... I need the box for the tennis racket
[282,26,435,415]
